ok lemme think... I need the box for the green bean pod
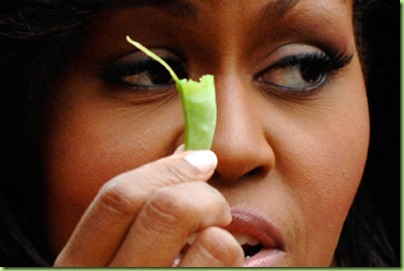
[126,36,217,150]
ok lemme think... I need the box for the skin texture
[43,0,369,267]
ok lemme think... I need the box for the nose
[211,74,275,182]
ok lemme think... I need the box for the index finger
[54,150,217,267]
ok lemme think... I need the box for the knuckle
[144,187,198,227]
[96,179,139,218]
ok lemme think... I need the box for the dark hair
[334,0,400,266]
[0,0,399,266]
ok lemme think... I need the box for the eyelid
[271,50,353,70]
[101,49,188,88]
[103,47,186,73]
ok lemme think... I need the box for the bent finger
[109,182,231,266]
[54,150,217,267]
[179,227,244,267]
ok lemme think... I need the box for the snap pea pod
[126,36,217,150]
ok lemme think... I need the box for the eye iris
[301,63,323,85]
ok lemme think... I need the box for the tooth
[247,236,260,246]
[187,233,197,245]
[232,232,250,245]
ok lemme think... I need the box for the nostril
[210,166,268,185]
[244,166,267,178]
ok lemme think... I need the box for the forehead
[111,0,352,18]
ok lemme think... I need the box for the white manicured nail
[184,151,218,173]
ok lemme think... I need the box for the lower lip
[243,248,284,267]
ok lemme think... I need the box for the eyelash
[102,57,187,89]
[102,50,353,98]
[256,51,353,93]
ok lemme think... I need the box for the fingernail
[174,144,185,154]
[184,151,218,173]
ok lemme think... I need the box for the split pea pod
[126,36,217,150]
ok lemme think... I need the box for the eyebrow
[111,0,197,17]
[114,0,298,17]
[260,0,348,21]
[110,0,346,20]
[260,0,301,19]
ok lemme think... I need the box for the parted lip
[176,207,285,267]
[224,207,285,251]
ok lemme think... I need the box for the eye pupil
[149,64,173,85]
[301,64,323,84]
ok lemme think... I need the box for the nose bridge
[212,73,275,181]
[214,74,258,144]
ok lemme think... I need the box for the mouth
[225,208,285,267]
[174,208,285,267]
[230,232,262,258]
[186,231,263,257]
[174,231,269,267]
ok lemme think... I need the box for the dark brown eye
[103,55,188,88]
[120,60,175,86]
[258,64,325,91]
[256,51,353,92]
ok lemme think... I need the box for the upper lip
[224,207,285,251]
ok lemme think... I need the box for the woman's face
[43,0,369,266]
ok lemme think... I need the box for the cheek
[306,69,370,233]
[276,67,370,265]
[43,94,183,253]
[297,125,368,265]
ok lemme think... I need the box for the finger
[109,181,231,266]
[179,227,244,267]
[54,150,217,267]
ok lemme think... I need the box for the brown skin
[43,0,369,267]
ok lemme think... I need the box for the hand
[53,148,244,267]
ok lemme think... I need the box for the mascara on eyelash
[255,50,354,93]
[102,57,186,86]
[273,51,353,72]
